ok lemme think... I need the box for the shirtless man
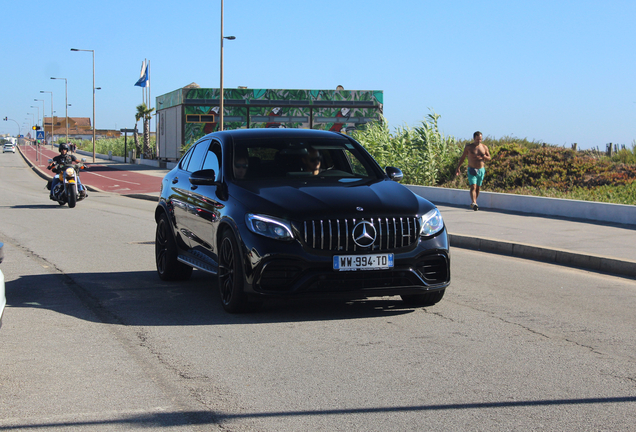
[455,131,491,211]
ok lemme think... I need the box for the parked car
[155,129,450,312]
[3,143,15,153]
[0,242,6,328]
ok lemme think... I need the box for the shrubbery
[352,114,636,205]
[352,112,463,185]
[69,137,156,159]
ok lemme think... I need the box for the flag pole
[148,60,151,151]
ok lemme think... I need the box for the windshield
[232,137,381,181]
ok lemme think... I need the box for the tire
[401,289,445,307]
[67,186,77,208]
[155,213,193,281]
[218,230,250,313]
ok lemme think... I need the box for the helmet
[59,144,69,152]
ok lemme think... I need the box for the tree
[135,103,155,159]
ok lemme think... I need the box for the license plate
[333,254,394,271]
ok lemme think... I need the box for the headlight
[246,214,293,241]
[419,208,444,237]
[65,167,75,177]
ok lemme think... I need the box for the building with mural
[155,84,383,161]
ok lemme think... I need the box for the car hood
[230,179,435,220]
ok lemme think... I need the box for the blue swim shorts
[467,167,485,186]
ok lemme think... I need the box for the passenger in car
[302,147,323,175]
[234,156,249,179]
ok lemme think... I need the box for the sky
[1,0,635,150]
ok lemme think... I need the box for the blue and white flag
[135,60,148,87]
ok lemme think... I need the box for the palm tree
[135,103,155,159]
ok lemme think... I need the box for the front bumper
[240,230,450,299]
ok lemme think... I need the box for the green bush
[353,111,462,185]
[71,137,156,158]
[610,141,636,164]
[353,112,636,205]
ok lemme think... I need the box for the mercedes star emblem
[352,221,377,248]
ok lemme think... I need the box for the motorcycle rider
[47,143,87,199]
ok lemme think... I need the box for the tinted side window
[179,147,194,170]
[201,141,222,181]
[185,140,211,172]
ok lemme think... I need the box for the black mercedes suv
[155,128,450,312]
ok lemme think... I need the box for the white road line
[83,172,141,185]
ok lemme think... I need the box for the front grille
[300,217,419,252]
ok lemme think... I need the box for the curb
[449,233,636,279]
[123,193,159,202]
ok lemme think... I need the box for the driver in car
[302,147,323,175]
[233,156,249,179]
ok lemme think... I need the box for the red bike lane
[19,145,163,195]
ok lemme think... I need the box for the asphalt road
[1,152,635,431]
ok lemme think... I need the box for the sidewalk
[18,144,636,279]
[438,204,636,278]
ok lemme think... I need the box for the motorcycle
[47,158,89,208]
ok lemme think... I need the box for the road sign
[36,131,45,140]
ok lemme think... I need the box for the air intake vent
[417,255,449,284]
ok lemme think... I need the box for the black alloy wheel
[218,230,250,313]
[155,213,193,281]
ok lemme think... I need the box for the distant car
[155,128,450,313]
[0,242,6,329]
[3,143,15,153]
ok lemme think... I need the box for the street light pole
[40,91,53,146]
[3,117,20,145]
[35,99,45,142]
[71,48,96,162]
[26,113,35,160]
[51,77,68,143]
[30,106,40,130]
[27,112,35,132]
[219,0,235,132]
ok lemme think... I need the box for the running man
[455,131,491,210]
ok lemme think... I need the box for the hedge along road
[2,145,636,431]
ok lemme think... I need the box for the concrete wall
[407,185,636,226]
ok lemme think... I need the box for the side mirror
[48,159,53,163]
[81,158,87,163]
[189,169,218,186]
[385,166,403,182]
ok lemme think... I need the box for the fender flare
[155,200,182,247]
